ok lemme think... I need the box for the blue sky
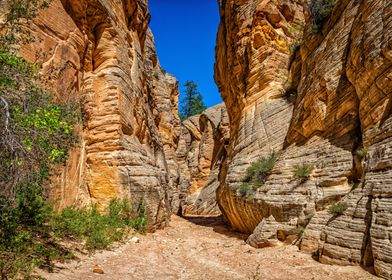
[149,0,222,108]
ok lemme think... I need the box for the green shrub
[52,199,147,250]
[0,197,147,278]
[293,163,314,181]
[238,183,250,197]
[0,51,78,199]
[310,0,336,32]
[238,152,279,198]
[328,202,348,216]
[242,151,279,185]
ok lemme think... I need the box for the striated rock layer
[20,0,182,230]
[215,0,305,232]
[215,0,392,278]
[176,104,229,216]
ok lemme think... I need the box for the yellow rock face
[21,0,182,230]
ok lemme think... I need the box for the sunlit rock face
[177,104,229,216]
[215,0,392,278]
[21,0,182,230]
[215,0,305,232]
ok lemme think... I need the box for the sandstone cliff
[20,0,182,230]
[215,0,392,278]
[215,0,305,232]
[176,104,229,216]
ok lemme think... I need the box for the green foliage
[238,152,279,198]
[15,178,51,226]
[292,163,314,181]
[179,80,207,121]
[0,181,68,278]
[0,52,78,198]
[243,152,279,185]
[355,146,368,158]
[0,1,83,278]
[0,193,148,278]
[309,0,336,32]
[328,202,348,216]
[52,199,147,251]
[0,0,52,53]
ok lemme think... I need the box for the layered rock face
[215,0,392,278]
[21,0,181,230]
[215,0,305,232]
[176,104,229,216]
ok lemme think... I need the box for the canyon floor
[40,215,380,280]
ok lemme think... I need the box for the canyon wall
[215,0,392,278]
[215,0,305,232]
[176,104,229,216]
[20,0,182,230]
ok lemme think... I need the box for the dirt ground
[40,215,380,280]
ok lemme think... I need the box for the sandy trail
[41,215,379,280]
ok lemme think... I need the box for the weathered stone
[215,0,305,232]
[177,104,229,216]
[215,0,392,278]
[20,0,181,230]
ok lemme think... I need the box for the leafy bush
[0,196,147,278]
[0,51,78,198]
[52,199,147,250]
[328,202,348,216]
[0,181,66,278]
[0,40,79,280]
[309,0,336,31]
[292,163,314,181]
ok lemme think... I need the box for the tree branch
[0,96,10,131]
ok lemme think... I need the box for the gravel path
[41,215,380,280]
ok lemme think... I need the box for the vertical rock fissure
[360,194,374,268]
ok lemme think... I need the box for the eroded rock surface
[215,0,305,232]
[21,0,182,230]
[177,104,229,216]
[215,0,392,278]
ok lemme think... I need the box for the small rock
[93,267,104,274]
[130,236,140,243]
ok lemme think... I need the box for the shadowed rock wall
[177,104,229,216]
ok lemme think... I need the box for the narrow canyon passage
[41,216,377,280]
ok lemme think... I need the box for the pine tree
[179,80,207,121]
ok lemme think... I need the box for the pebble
[93,267,105,274]
[130,236,140,243]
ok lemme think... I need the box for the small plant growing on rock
[355,146,368,158]
[242,151,279,185]
[237,183,258,198]
[292,163,314,182]
[297,226,306,236]
[238,151,279,198]
[238,183,250,197]
[310,0,336,32]
[328,202,348,216]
